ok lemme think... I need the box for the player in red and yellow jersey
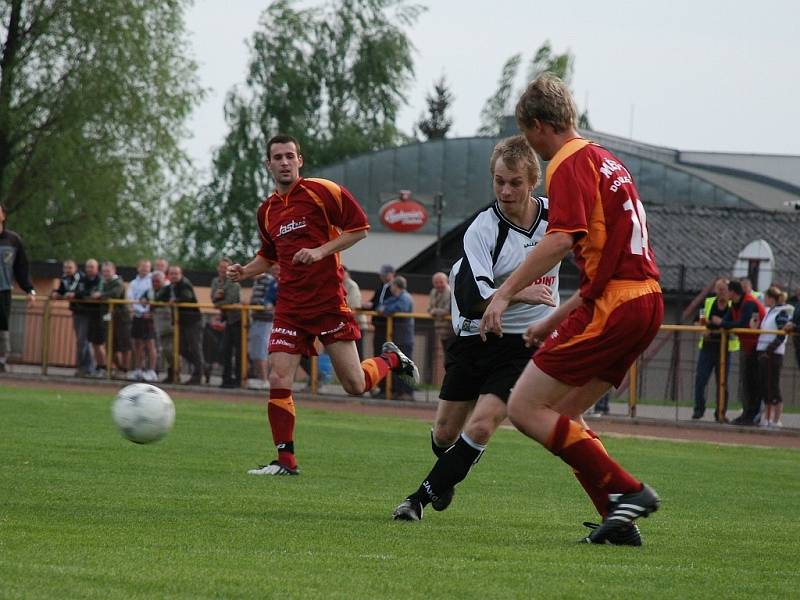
[480,75,663,545]
[229,135,419,476]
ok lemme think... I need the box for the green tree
[0,0,201,263]
[176,0,423,268]
[415,75,454,140]
[478,40,591,135]
[478,54,522,136]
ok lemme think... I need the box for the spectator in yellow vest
[693,278,739,419]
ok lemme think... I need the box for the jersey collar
[491,196,545,238]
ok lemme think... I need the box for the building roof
[400,203,800,295]
[646,204,800,292]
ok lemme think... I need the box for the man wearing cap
[710,279,765,425]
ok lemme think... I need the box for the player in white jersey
[393,136,559,521]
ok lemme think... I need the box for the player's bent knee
[268,371,293,389]
[341,377,366,395]
[463,422,494,446]
[432,423,459,447]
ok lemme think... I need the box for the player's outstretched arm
[227,254,272,282]
[292,229,368,265]
[479,232,572,340]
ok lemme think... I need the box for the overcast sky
[183,0,799,170]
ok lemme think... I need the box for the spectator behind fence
[427,271,454,351]
[150,270,174,382]
[786,285,800,370]
[0,202,36,373]
[343,265,367,359]
[211,257,242,388]
[756,287,793,428]
[127,259,157,382]
[710,279,765,425]
[76,259,107,377]
[93,260,132,378]
[741,277,763,301]
[166,265,203,385]
[247,265,278,390]
[154,257,169,276]
[693,277,738,420]
[363,263,395,396]
[51,259,94,377]
[378,275,416,400]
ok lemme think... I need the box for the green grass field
[2,386,798,599]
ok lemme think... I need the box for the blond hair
[765,285,786,304]
[489,135,541,187]
[515,73,577,133]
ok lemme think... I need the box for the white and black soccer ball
[112,383,175,444]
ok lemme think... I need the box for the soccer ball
[112,383,175,444]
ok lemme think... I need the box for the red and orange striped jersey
[256,177,370,315]
[545,139,660,300]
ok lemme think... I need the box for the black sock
[411,434,485,506]
[431,430,452,458]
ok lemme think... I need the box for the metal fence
[9,295,448,401]
[8,295,799,416]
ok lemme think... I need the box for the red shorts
[534,279,663,388]
[268,310,361,357]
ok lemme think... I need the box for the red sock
[380,350,400,370]
[548,415,640,496]
[360,357,391,393]
[267,388,297,469]
[572,429,613,517]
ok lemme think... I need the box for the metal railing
[13,295,447,400]
[11,294,798,411]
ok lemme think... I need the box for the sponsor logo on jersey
[598,157,625,178]
[599,157,633,192]
[277,218,307,237]
[533,275,557,287]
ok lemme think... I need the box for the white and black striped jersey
[449,197,560,336]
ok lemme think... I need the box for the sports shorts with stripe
[534,279,663,388]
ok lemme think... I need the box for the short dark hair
[728,280,744,296]
[267,134,302,160]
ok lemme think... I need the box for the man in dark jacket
[166,265,203,384]
[0,203,36,372]
[93,261,132,378]
[52,259,94,376]
[710,279,766,425]
[75,259,107,376]
[211,257,242,388]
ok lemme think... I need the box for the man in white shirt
[127,259,157,381]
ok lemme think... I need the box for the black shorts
[439,334,534,403]
[87,315,106,345]
[131,316,155,340]
[114,316,132,352]
[0,290,10,331]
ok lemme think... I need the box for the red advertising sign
[379,191,428,232]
